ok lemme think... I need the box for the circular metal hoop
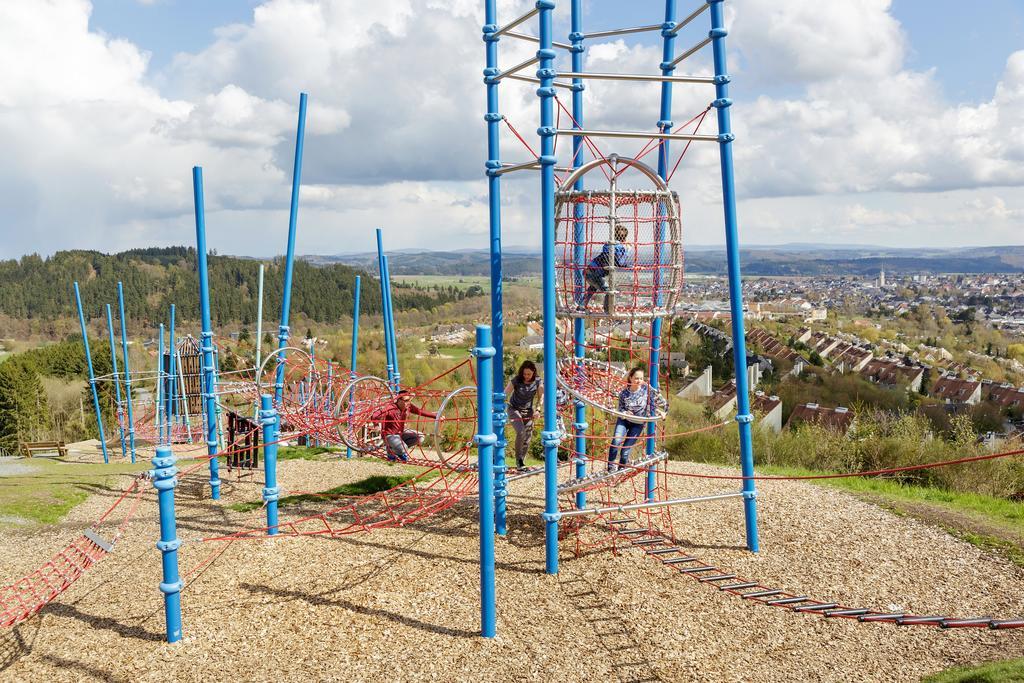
[335,375,394,454]
[554,155,683,320]
[254,346,319,411]
[555,356,667,423]
[433,386,477,470]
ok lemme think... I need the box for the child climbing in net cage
[607,366,667,473]
[371,389,439,462]
[579,224,632,314]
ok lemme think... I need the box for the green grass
[923,658,1024,682]
[757,465,1024,529]
[0,458,149,527]
[276,445,341,461]
[225,471,425,513]
[392,275,489,290]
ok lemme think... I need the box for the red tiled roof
[786,403,855,432]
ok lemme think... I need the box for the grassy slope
[923,658,1024,682]
[759,465,1024,567]
[0,458,149,526]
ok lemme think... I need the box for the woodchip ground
[0,451,1022,682]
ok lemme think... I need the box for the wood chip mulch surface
[0,454,1022,682]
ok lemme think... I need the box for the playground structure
[2,0,1023,650]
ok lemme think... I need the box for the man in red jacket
[371,390,439,462]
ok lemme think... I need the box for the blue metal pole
[375,229,395,385]
[481,13,508,536]
[645,0,679,502]
[709,0,759,552]
[274,92,309,406]
[383,255,401,387]
[105,304,127,459]
[169,304,177,436]
[157,324,165,445]
[192,166,221,500]
[117,282,136,463]
[347,276,361,460]
[152,444,182,643]
[73,283,109,464]
[569,0,588,512]
[260,394,280,535]
[537,0,560,575]
[473,325,496,638]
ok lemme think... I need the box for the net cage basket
[554,156,683,319]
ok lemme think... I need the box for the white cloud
[0,0,1021,260]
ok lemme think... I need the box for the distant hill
[0,247,479,326]
[314,245,1024,277]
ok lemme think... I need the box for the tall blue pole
[483,0,508,536]
[274,92,309,406]
[347,276,361,460]
[569,0,588,512]
[168,304,177,436]
[157,324,165,445]
[383,255,400,387]
[152,444,182,643]
[73,283,109,464]
[537,0,560,575]
[260,394,280,535]
[105,304,127,459]
[117,282,136,463]
[473,325,496,638]
[709,0,759,552]
[375,229,395,385]
[192,167,221,500]
[645,0,679,502]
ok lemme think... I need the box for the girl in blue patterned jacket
[607,366,667,472]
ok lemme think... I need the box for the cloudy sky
[1,0,1022,259]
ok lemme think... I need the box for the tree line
[0,247,482,327]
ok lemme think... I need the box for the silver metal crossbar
[669,3,711,35]
[505,31,572,50]
[495,162,576,176]
[584,24,662,40]
[557,72,715,84]
[493,7,540,37]
[558,492,743,519]
[670,36,712,67]
[555,128,719,142]
[495,56,540,81]
[505,74,575,90]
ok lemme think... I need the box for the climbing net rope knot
[556,356,668,423]
[555,155,683,320]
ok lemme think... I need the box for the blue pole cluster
[375,229,396,386]
[104,304,127,459]
[536,0,560,576]
[383,255,400,387]
[274,92,309,407]
[347,276,361,460]
[260,394,280,535]
[117,282,136,464]
[192,167,221,500]
[569,0,588,512]
[169,304,177,438]
[157,324,165,445]
[481,0,508,536]
[73,282,109,464]
[472,325,497,638]
[152,444,182,643]
[709,0,759,552]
